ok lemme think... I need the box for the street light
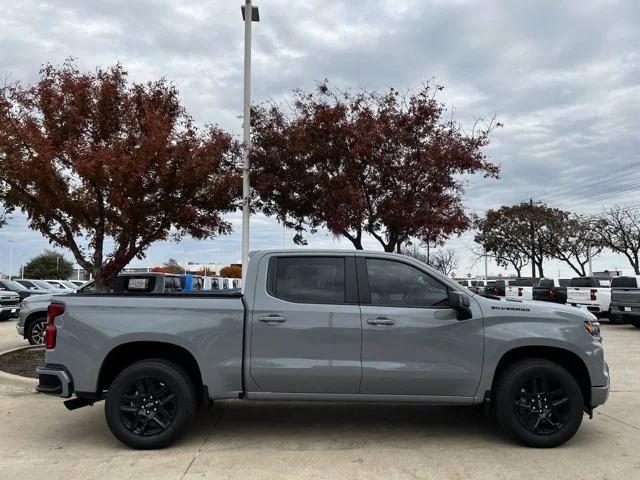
[240,0,259,292]
[8,240,16,279]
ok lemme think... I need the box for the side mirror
[448,290,473,321]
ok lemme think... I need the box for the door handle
[258,315,287,324]
[366,317,395,326]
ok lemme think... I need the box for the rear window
[511,278,541,287]
[559,279,571,287]
[570,277,610,287]
[113,276,157,293]
[270,257,346,304]
[538,279,554,287]
[486,281,496,287]
[612,277,637,288]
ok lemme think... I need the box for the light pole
[8,240,16,279]
[241,0,259,291]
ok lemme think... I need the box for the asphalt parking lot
[1,319,639,480]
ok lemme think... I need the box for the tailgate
[611,288,640,307]
[567,288,591,303]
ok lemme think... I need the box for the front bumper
[36,365,73,398]
[590,362,610,407]
[0,305,20,320]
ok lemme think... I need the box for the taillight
[45,303,65,350]
[493,287,499,295]
[518,288,523,297]
[549,288,555,298]
[590,289,597,301]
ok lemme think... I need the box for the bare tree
[596,206,640,274]
[430,248,459,276]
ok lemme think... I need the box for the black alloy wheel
[513,376,569,436]
[118,377,178,437]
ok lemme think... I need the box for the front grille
[0,297,20,306]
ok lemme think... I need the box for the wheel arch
[23,310,47,337]
[490,345,592,408]
[97,341,205,402]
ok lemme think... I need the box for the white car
[567,277,611,317]
[505,278,542,301]
[44,280,77,291]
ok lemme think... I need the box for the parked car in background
[37,250,608,449]
[15,279,68,293]
[0,290,20,321]
[0,279,45,301]
[532,278,571,304]
[567,277,611,318]
[505,278,542,301]
[484,279,510,297]
[609,276,640,326]
[44,280,77,291]
[13,279,55,294]
[17,272,184,345]
[69,280,87,288]
[456,278,494,294]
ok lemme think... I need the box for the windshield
[32,280,57,290]
[2,280,26,290]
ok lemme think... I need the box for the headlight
[584,320,601,338]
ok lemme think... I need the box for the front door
[250,254,362,394]
[358,256,484,397]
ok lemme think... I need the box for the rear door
[357,255,484,397]
[249,254,362,394]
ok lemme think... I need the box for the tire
[495,358,584,448]
[105,359,197,449]
[608,309,622,324]
[632,319,640,329]
[26,316,47,345]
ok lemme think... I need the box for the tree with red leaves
[0,61,240,288]
[250,81,500,252]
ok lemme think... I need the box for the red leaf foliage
[0,60,240,286]
[250,81,500,252]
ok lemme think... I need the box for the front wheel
[495,358,584,448]
[105,359,196,449]
[27,316,47,345]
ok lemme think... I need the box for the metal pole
[484,253,488,279]
[587,245,593,276]
[241,0,253,292]
[8,241,15,279]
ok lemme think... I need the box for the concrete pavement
[1,324,639,480]
[0,318,28,353]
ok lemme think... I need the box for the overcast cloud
[1,0,639,277]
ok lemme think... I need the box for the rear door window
[270,257,346,304]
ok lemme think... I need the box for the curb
[0,345,41,389]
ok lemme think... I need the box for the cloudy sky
[1,0,639,278]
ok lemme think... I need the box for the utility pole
[529,197,536,277]
[587,245,593,276]
[484,252,488,279]
[240,1,260,291]
[8,240,16,279]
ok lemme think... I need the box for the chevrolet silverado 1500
[37,250,609,449]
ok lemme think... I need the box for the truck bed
[46,292,246,399]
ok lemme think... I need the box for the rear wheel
[26,316,47,345]
[105,359,196,449]
[632,319,640,329]
[495,358,583,448]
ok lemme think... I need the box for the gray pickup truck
[36,250,609,450]
[609,275,640,326]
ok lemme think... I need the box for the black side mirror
[448,290,473,321]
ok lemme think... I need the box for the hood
[0,291,20,299]
[21,291,68,306]
[476,294,596,322]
